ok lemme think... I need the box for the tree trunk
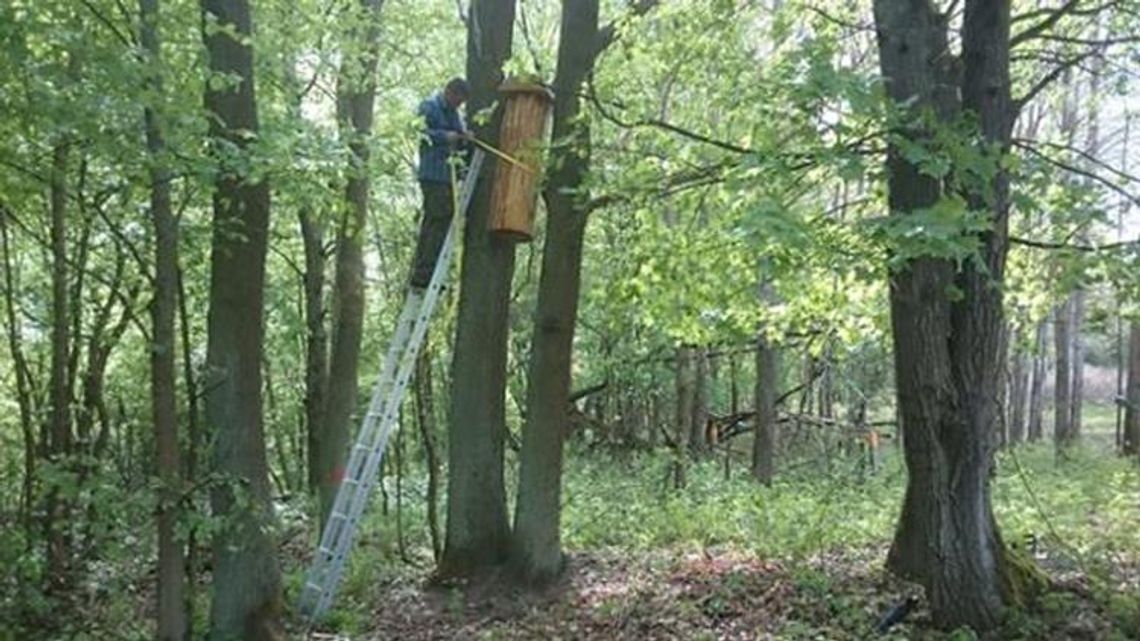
[300,208,327,499]
[510,0,598,585]
[1124,322,1140,456]
[176,266,202,631]
[689,346,710,455]
[440,0,516,577]
[46,134,72,594]
[414,343,441,561]
[141,1,187,636]
[995,325,1009,448]
[318,0,384,529]
[752,324,778,485]
[874,0,1016,631]
[1070,289,1085,438]
[729,350,739,415]
[673,345,694,488]
[1054,299,1073,451]
[200,1,283,638]
[0,210,36,539]
[1028,321,1047,442]
[1008,343,1028,446]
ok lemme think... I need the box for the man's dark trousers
[410,180,454,288]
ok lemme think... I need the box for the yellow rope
[468,136,536,174]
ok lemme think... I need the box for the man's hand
[445,131,472,144]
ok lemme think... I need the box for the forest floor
[297,409,1140,641]
[307,541,1135,641]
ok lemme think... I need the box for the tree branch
[1013,50,1099,113]
[1013,139,1140,209]
[595,0,659,55]
[1011,0,1082,48]
[1009,236,1139,251]
[79,0,135,48]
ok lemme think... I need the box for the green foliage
[560,449,901,556]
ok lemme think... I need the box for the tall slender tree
[140,0,186,637]
[1054,298,1074,449]
[317,0,385,528]
[200,1,283,638]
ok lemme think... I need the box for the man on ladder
[410,77,471,292]
[299,77,487,624]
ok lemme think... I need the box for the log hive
[488,79,554,242]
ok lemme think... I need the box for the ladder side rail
[302,150,485,621]
[310,151,484,619]
[298,282,423,615]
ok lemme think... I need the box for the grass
[4,404,1136,639]
[309,417,1139,639]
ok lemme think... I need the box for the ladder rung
[300,149,486,624]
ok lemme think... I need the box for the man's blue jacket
[417,93,466,184]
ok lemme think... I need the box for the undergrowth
[3,435,1137,639]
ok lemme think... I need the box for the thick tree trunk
[510,0,598,585]
[141,2,187,637]
[874,0,1014,631]
[1124,322,1140,456]
[1028,321,1047,442]
[440,0,516,577]
[318,0,384,528]
[1054,299,1073,450]
[200,1,283,639]
[752,328,778,485]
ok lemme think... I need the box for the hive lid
[498,78,555,102]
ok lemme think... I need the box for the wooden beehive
[488,80,554,242]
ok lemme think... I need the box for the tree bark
[1008,341,1028,446]
[199,1,283,638]
[752,332,778,485]
[46,133,72,594]
[673,345,694,488]
[300,208,327,498]
[1054,299,1073,450]
[874,0,1015,631]
[1070,289,1085,438]
[1028,320,1047,442]
[1124,321,1140,457]
[440,0,516,577]
[0,210,36,539]
[510,0,599,584]
[689,346,710,455]
[176,266,202,631]
[140,1,187,637]
[414,343,442,561]
[318,0,384,529]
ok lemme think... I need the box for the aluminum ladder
[298,150,484,623]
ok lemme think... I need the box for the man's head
[443,77,469,109]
